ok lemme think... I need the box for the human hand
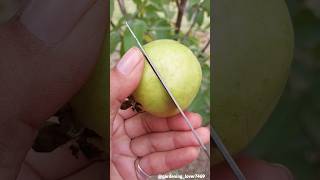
[110,47,210,179]
[0,0,107,179]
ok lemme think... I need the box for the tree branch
[117,0,127,16]
[201,38,210,53]
[175,0,187,35]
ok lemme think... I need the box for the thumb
[110,47,145,121]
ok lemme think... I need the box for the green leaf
[188,0,199,7]
[154,20,172,39]
[163,5,175,20]
[110,31,120,53]
[133,0,142,6]
[148,1,162,11]
[186,0,201,21]
[115,16,125,29]
[187,7,195,21]
[202,0,210,16]
[196,10,204,26]
[122,20,147,54]
[182,36,199,49]
[145,5,160,20]
[133,0,143,14]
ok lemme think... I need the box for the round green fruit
[133,39,202,118]
[212,0,293,162]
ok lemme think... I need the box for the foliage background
[245,0,320,179]
[110,0,211,126]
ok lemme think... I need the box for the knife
[125,21,246,180]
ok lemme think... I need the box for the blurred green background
[245,0,320,179]
[110,0,211,126]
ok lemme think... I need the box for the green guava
[133,39,202,117]
[212,0,294,162]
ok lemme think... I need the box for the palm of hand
[110,109,209,180]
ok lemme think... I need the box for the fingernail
[270,163,294,180]
[117,47,143,75]
[20,0,97,44]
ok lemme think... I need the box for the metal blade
[211,127,246,180]
[125,20,246,180]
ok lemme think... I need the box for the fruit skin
[133,39,202,118]
[213,0,294,162]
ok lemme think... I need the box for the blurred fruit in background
[245,0,320,179]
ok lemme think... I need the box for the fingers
[131,127,210,157]
[118,108,138,120]
[125,112,202,138]
[139,147,200,175]
[212,157,294,180]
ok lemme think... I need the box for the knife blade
[125,20,246,180]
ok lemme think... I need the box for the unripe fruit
[212,0,294,162]
[133,39,202,117]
